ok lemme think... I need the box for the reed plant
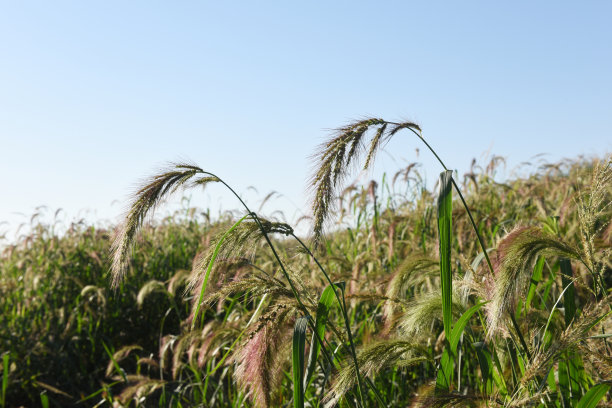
[0,118,610,407]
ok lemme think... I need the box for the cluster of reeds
[1,118,610,407]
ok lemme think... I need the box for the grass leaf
[437,170,453,341]
[2,354,8,408]
[449,302,487,354]
[292,317,308,408]
[576,383,611,408]
[304,282,343,389]
[191,213,250,330]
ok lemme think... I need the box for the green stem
[397,125,496,278]
[291,234,367,407]
[198,172,338,389]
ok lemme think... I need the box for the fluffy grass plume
[309,118,421,245]
[111,163,219,286]
[324,339,428,407]
[234,305,293,408]
[487,226,581,337]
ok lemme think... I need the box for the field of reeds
[1,118,611,407]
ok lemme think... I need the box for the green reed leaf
[576,383,611,408]
[192,213,249,330]
[449,302,486,354]
[304,282,343,389]
[437,170,453,341]
[292,317,308,408]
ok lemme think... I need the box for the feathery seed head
[234,306,292,408]
[486,226,581,338]
[110,163,217,287]
[324,339,428,407]
[309,118,421,246]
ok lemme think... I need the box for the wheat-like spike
[117,377,166,404]
[136,280,169,307]
[196,322,241,368]
[388,121,421,137]
[486,226,582,338]
[167,269,191,296]
[576,156,611,272]
[324,339,428,408]
[505,391,553,408]
[201,270,293,306]
[363,123,388,170]
[110,163,218,287]
[410,393,496,408]
[105,345,143,377]
[79,285,107,308]
[171,330,200,379]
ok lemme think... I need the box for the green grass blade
[449,302,486,354]
[576,383,610,408]
[192,213,249,330]
[102,342,126,383]
[437,170,453,341]
[473,342,493,394]
[40,392,49,408]
[560,259,577,326]
[2,353,8,408]
[292,317,308,408]
[304,282,343,389]
[436,303,486,392]
[436,349,453,390]
[524,256,545,314]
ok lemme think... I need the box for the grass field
[1,119,611,407]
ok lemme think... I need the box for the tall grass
[0,118,610,407]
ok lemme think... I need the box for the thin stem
[200,172,307,312]
[291,233,367,407]
[198,171,338,392]
[509,313,532,361]
[399,125,496,278]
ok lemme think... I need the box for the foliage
[1,118,611,407]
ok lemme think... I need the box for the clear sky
[1,1,611,239]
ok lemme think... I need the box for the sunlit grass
[0,120,610,407]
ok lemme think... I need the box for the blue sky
[1,2,611,238]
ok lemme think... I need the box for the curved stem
[197,171,339,394]
[200,171,307,311]
[401,125,496,278]
[291,233,367,405]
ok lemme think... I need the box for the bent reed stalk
[110,163,367,407]
[86,122,610,407]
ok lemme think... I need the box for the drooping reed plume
[575,157,611,282]
[383,256,439,331]
[486,226,581,338]
[187,216,293,297]
[309,118,421,246]
[110,163,219,286]
[520,293,612,386]
[398,290,467,338]
[324,339,428,408]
